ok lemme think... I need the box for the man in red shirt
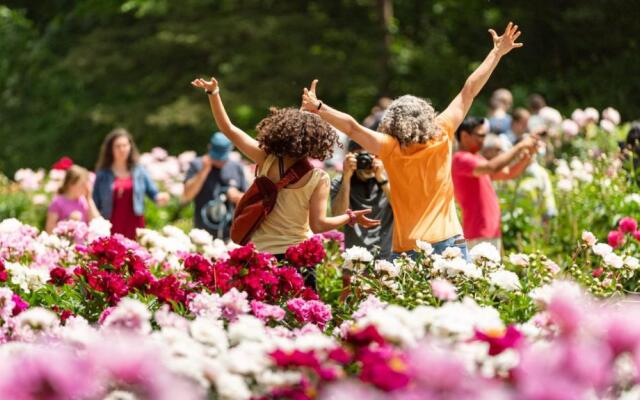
[452,116,537,251]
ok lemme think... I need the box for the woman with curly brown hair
[191,76,379,257]
[302,23,527,261]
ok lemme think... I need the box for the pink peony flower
[619,217,638,233]
[607,230,625,249]
[430,278,457,301]
[250,300,285,322]
[286,298,332,329]
[634,231,640,241]
[561,119,580,137]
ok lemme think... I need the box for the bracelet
[206,88,220,96]
[346,209,356,226]
[317,101,323,111]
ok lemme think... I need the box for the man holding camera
[182,132,247,240]
[331,141,394,259]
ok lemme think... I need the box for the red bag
[230,158,313,245]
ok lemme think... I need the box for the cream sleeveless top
[251,155,329,255]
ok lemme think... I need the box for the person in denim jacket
[93,128,169,239]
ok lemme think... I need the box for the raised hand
[191,77,219,93]
[353,209,381,228]
[301,79,322,112]
[489,22,523,56]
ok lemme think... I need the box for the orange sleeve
[436,114,455,140]
[378,133,397,161]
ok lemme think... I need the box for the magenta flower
[607,230,625,249]
[633,230,640,241]
[357,345,411,392]
[474,325,524,356]
[11,294,28,316]
[619,217,638,233]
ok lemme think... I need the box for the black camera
[356,152,373,170]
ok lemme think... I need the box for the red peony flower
[607,230,625,249]
[48,267,73,286]
[0,259,7,282]
[128,269,155,290]
[52,156,74,171]
[149,275,186,305]
[474,325,524,356]
[88,237,128,270]
[284,236,326,269]
[346,325,386,348]
[619,217,638,233]
[592,267,604,278]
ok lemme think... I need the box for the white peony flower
[342,246,374,263]
[625,256,639,270]
[592,243,613,257]
[571,108,587,127]
[581,231,597,247]
[214,373,252,400]
[102,298,152,334]
[374,260,400,277]
[88,218,112,240]
[509,253,530,267]
[189,229,213,246]
[602,107,621,125]
[190,317,229,353]
[416,240,434,255]
[488,270,521,291]
[557,178,573,192]
[13,308,60,341]
[442,246,462,259]
[469,242,501,264]
[599,119,616,133]
[604,253,624,269]
[561,119,580,137]
[584,107,600,122]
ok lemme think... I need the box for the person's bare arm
[45,212,58,234]
[181,159,212,204]
[473,136,536,176]
[331,153,356,216]
[440,22,523,132]
[309,176,380,233]
[191,77,267,164]
[492,152,532,180]
[226,187,244,205]
[301,80,387,156]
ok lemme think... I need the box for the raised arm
[474,135,537,178]
[191,77,267,164]
[440,22,523,131]
[301,80,387,156]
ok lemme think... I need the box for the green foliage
[1,1,639,175]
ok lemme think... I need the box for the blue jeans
[391,234,470,262]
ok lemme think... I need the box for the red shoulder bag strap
[275,159,314,189]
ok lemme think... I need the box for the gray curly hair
[378,95,439,147]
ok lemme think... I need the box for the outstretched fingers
[309,79,318,95]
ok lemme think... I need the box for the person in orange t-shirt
[301,22,524,260]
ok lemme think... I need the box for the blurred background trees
[1,0,638,174]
